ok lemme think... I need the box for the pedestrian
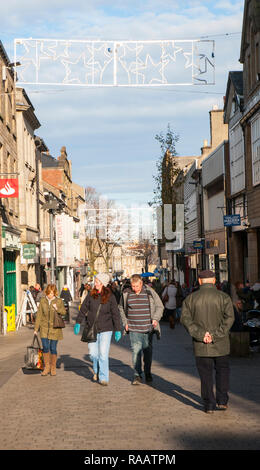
[74,273,122,386]
[119,274,164,385]
[109,281,121,304]
[34,283,44,306]
[162,280,178,329]
[34,284,66,376]
[175,281,184,325]
[251,280,260,308]
[180,270,234,414]
[60,284,73,303]
[80,282,91,305]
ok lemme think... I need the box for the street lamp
[42,195,63,284]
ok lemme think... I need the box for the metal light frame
[14,38,215,87]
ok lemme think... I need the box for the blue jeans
[88,331,113,382]
[129,331,153,378]
[41,337,58,355]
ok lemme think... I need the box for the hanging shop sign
[223,214,241,226]
[0,179,19,198]
[22,244,36,259]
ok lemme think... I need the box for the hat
[96,273,110,287]
[198,270,215,279]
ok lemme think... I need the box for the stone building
[16,87,41,290]
[183,107,228,287]
[224,71,246,285]
[239,0,260,283]
[0,41,21,332]
[40,147,84,295]
[202,141,229,283]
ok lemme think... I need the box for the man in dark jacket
[181,270,234,414]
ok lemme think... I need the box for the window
[229,123,245,194]
[251,113,260,186]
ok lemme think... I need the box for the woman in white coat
[162,281,177,329]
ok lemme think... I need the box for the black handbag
[81,304,102,343]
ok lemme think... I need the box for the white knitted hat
[96,273,110,287]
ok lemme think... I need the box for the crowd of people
[28,271,260,413]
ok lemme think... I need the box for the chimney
[209,107,228,150]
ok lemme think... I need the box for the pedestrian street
[0,303,259,451]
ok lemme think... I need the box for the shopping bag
[23,335,44,371]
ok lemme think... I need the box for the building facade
[0,41,21,332]
[239,0,260,283]
[16,87,41,290]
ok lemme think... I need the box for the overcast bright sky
[2,0,244,208]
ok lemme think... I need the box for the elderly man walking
[119,274,164,385]
[180,270,234,414]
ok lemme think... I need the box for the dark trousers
[195,356,230,410]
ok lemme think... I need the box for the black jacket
[76,292,121,333]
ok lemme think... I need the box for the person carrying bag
[74,273,122,385]
[34,284,66,376]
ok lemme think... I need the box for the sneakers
[99,380,108,386]
[132,376,142,385]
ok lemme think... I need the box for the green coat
[35,296,66,341]
[180,284,234,357]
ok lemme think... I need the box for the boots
[50,354,57,376]
[41,352,51,376]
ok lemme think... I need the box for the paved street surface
[0,302,260,450]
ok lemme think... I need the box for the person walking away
[74,273,122,385]
[162,280,177,329]
[34,284,66,376]
[119,274,164,385]
[175,281,184,325]
[180,270,234,414]
[60,285,73,303]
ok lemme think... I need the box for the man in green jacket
[180,270,234,414]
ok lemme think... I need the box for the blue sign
[193,240,204,249]
[223,214,241,226]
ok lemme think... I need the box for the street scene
[0,0,260,458]
[0,302,259,451]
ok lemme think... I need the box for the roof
[223,71,243,121]
[229,71,243,97]
[41,153,59,168]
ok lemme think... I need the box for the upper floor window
[251,113,260,186]
[229,123,245,194]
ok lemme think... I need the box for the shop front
[2,225,21,332]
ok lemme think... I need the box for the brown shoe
[217,404,228,410]
[50,354,57,376]
[41,353,51,376]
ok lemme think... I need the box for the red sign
[0,179,19,198]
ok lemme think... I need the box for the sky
[1,0,244,210]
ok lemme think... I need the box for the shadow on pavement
[58,352,202,411]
